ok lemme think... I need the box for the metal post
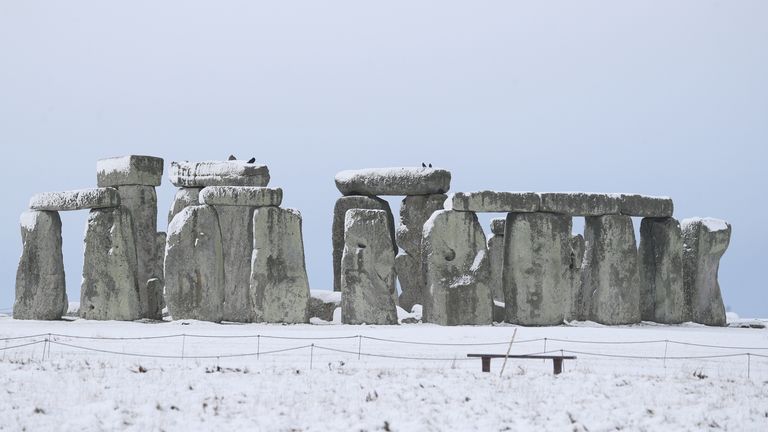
[748,353,751,379]
[257,335,261,360]
[358,335,362,360]
[310,344,314,370]
[181,334,186,360]
[663,340,669,369]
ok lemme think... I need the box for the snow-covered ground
[1,315,767,431]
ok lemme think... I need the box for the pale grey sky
[1,1,766,316]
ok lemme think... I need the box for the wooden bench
[467,354,577,375]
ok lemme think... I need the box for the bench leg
[553,358,563,375]
[481,356,491,373]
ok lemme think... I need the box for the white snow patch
[310,290,341,304]
[19,211,38,230]
[683,217,730,232]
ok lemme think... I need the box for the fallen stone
[620,194,674,217]
[80,208,142,321]
[309,290,341,321]
[396,193,447,256]
[216,205,257,323]
[167,187,202,225]
[422,210,492,325]
[250,207,311,323]
[395,252,424,313]
[169,160,270,187]
[164,205,225,322]
[682,218,731,326]
[567,234,586,321]
[341,209,398,324]
[96,155,164,187]
[503,212,572,325]
[335,167,451,196]
[538,192,621,216]
[450,191,540,213]
[200,186,283,207]
[29,188,120,211]
[490,218,506,236]
[582,215,640,325]
[487,232,505,303]
[332,196,396,292]
[116,185,161,319]
[639,217,685,324]
[13,211,68,320]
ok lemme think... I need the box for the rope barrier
[0,340,45,351]
[360,335,543,346]
[49,340,312,360]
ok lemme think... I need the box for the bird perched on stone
[422,162,426,168]
[247,157,256,164]
[228,155,237,161]
[428,163,433,168]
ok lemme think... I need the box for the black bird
[247,157,256,164]
[228,155,237,161]
[428,163,433,168]
[422,162,426,168]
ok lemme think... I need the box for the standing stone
[332,196,396,292]
[80,208,141,321]
[147,232,167,319]
[341,209,398,325]
[639,218,685,324]
[567,234,586,321]
[396,194,446,310]
[487,229,505,303]
[164,205,224,322]
[681,218,731,326]
[502,212,572,325]
[168,187,202,225]
[250,207,311,323]
[217,205,257,322]
[116,185,160,319]
[13,211,67,320]
[582,215,640,325]
[422,210,492,326]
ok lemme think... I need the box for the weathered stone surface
[620,194,674,217]
[503,212,572,325]
[422,210,492,326]
[167,187,202,225]
[335,167,451,196]
[682,218,731,326]
[451,191,540,213]
[639,217,685,324]
[332,196,396,292]
[116,185,161,319]
[309,290,341,321]
[13,211,67,320]
[147,232,167,319]
[97,155,164,187]
[80,208,142,321]
[539,193,621,216]
[169,161,270,187]
[341,209,398,325]
[250,207,310,323]
[490,218,506,236]
[487,232,505,303]
[216,205,256,322]
[164,205,224,322]
[200,186,283,207]
[395,253,424,312]
[582,215,640,325]
[396,194,447,256]
[29,188,120,211]
[567,234,586,321]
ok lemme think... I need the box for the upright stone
[682,218,731,326]
[164,205,224,322]
[422,210,492,326]
[341,209,398,325]
[486,219,505,303]
[396,193,446,311]
[639,218,685,324]
[147,231,167,319]
[582,215,640,325]
[250,207,310,323]
[80,208,141,321]
[332,196,396,292]
[116,185,160,319]
[216,206,256,322]
[168,187,202,225]
[502,212,572,325]
[567,234,586,321]
[13,211,67,320]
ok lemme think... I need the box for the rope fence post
[499,328,518,377]
[310,344,314,370]
[747,353,751,379]
[181,334,186,360]
[663,339,669,369]
[543,337,548,363]
[47,333,52,361]
[358,335,362,360]
[257,335,261,360]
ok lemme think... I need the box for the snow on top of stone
[422,209,448,237]
[96,156,133,174]
[20,211,38,230]
[335,167,440,181]
[683,217,730,232]
[310,290,341,304]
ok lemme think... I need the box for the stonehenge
[14,158,733,328]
